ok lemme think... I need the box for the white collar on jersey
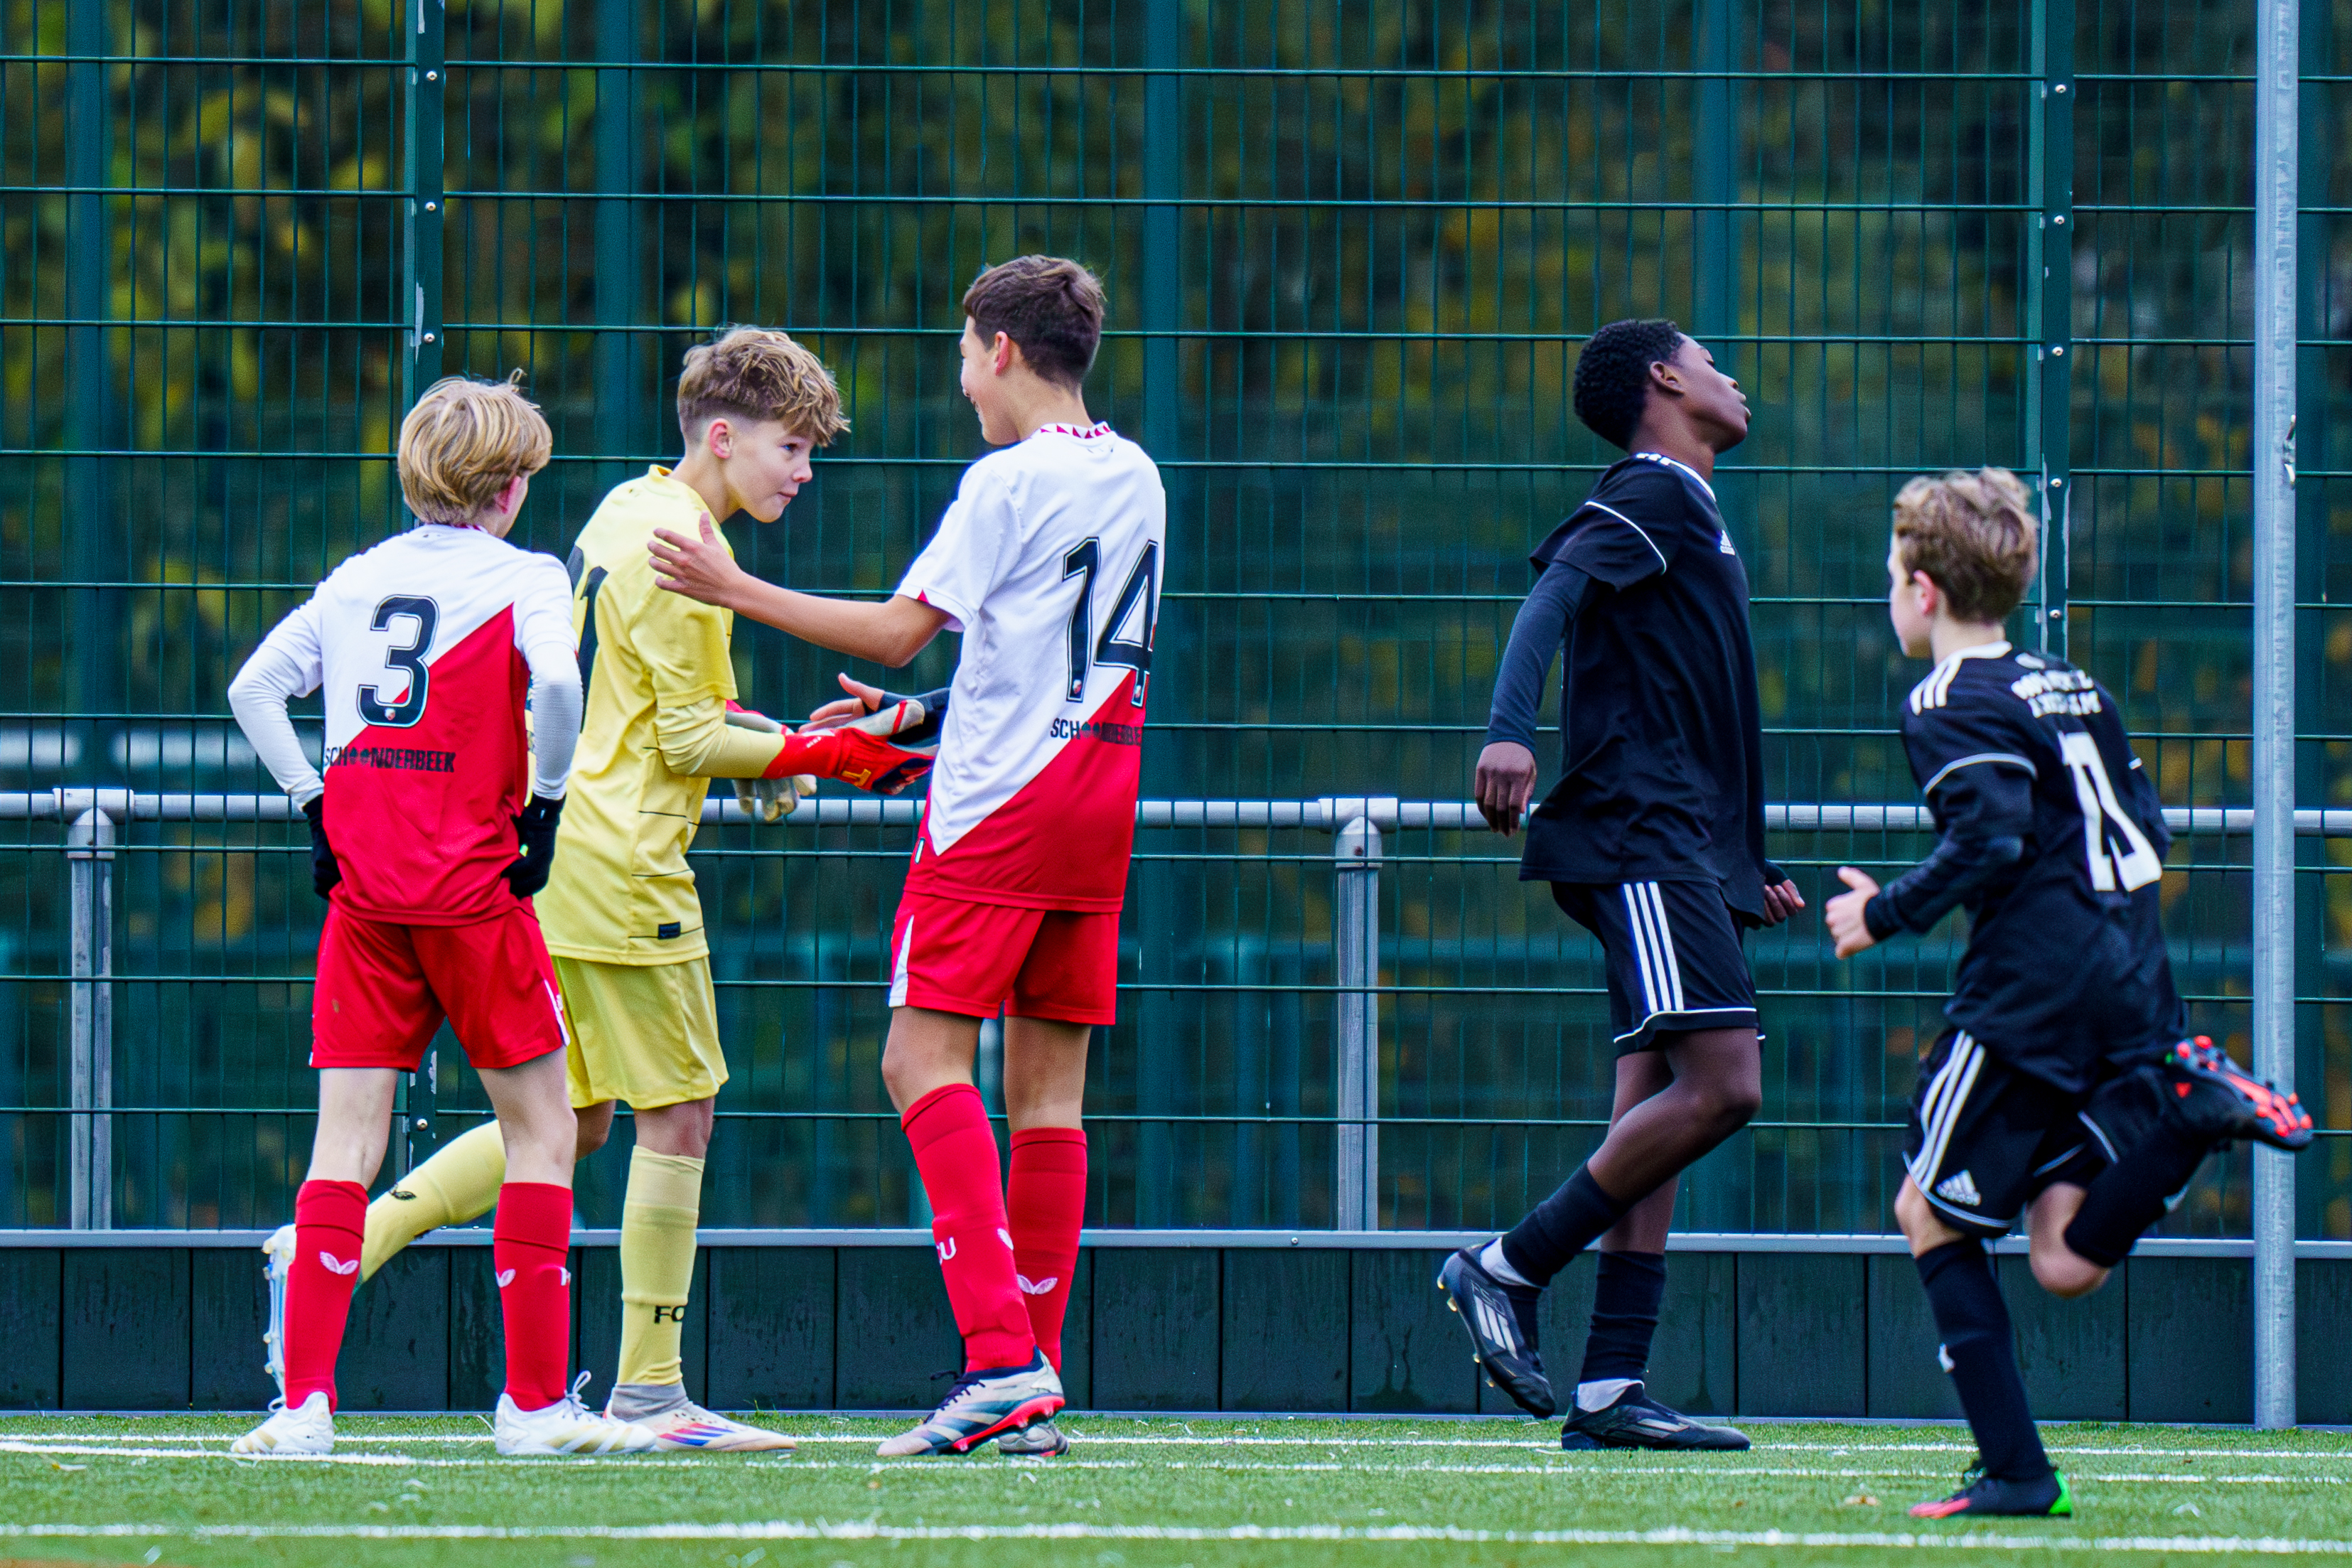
[1630,450,1717,503]
[1033,421,1113,441]
[413,518,488,534]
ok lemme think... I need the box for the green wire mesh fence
[0,0,2343,1241]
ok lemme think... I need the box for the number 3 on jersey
[356,596,439,727]
[2058,731,2162,892]
[1061,538,1159,706]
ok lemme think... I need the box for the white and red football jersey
[896,421,1166,911]
[249,525,575,924]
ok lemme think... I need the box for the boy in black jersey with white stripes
[1825,468,2312,1519]
[1439,318,1804,1451]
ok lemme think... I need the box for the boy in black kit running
[1439,318,1805,1451]
[1825,468,2311,1518]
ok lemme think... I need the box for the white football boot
[231,1391,334,1456]
[495,1372,659,1456]
[606,1388,795,1452]
[259,1222,296,1400]
[877,1351,1064,1457]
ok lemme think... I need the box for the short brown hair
[1891,467,2039,623]
[962,256,1105,389]
[676,327,849,444]
[398,372,552,522]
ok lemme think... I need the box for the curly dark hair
[1572,318,1689,449]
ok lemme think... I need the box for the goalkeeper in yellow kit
[257,329,935,1449]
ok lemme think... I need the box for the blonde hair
[676,327,849,444]
[397,372,552,523]
[1891,466,2039,624]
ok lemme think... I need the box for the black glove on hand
[302,797,342,900]
[508,794,566,898]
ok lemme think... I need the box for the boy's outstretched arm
[1825,764,2034,957]
[648,512,950,667]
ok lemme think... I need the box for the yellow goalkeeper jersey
[537,466,741,966]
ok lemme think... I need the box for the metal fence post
[2028,0,2075,657]
[2251,0,2301,1432]
[596,0,642,476]
[402,0,445,412]
[65,793,119,1230]
[1333,812,1382,1230]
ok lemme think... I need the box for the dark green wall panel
[63,1249,187,1409]
[446,1245,505,1411]
[2006,1256,2126,1421]
[2127,1257,2252,1424]
[706,1247,834,1411]
[0,1250,60,1409]
[2297,1260,2352,1424]
[190,1247,275,1410]
[1056,1250,1092,1411]
[1222,1249,1348,1412]
[1648,1252,1737,1418]
[1349,1248,1474,1414]
[834,1247,961,1410]
[1092,1247,1218,1410]
[1867,1252,1960,1419]
[1737,1253,1864,1416]
[338,1249,450,1412]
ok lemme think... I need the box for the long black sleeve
[1484,561,1594,751]
[1864,761,2036,939]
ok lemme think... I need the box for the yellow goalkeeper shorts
[556,955,729,1111]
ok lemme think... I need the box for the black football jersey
[1896,642,2186,1090]
[1516,453,1772,920]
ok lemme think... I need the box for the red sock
[285,1178,367,1412]
[903,1083,1036,1372]
[1007,1127,1087,1373]
[493,1181,574,1412]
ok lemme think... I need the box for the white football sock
[1478,1237,1532,1288]
[1576,1376,1640,1413]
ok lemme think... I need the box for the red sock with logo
[903,1083,1037,1373]
[1007,1126,1087,1373]
[493,1181,574,1412]
[285,1178,367,1412]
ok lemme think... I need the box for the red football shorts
[311,903,570,1072]
[886,890,1120,1026]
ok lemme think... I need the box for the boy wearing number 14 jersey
[649,256,1164,1458]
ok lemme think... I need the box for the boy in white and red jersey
[225,376,654,1457]
[650,256,1163,1457]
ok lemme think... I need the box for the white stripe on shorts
[1621,885,1664,1015]
[1908,1031,1983,1190]
[887,917,915,1009]
[1640,882,1686,1012]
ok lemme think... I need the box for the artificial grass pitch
[1,1414,2348,1567]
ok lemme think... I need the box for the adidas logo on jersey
[1935,1170,1983,1207]
[1717,530,1738,555]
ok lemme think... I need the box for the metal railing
[16,788,2342,1245]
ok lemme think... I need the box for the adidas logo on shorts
[1935,1169,1983,1208]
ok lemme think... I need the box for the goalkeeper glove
[832,687,947,795]
[301,797,341,900]
[724,702,817,823]
[508,794,566,898]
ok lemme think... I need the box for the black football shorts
[1551,879,1760,1055]
[1905,1028,2107,1239]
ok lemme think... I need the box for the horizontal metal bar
[0,792,2342,837]
[0,1226,2339,1257]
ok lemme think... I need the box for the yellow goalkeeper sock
[361,1119,508,1281]
[616,1147,704,1389]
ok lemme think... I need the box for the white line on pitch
[9,1522,2352,1552]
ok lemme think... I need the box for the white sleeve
[514,558,581,800]
[226,598,327,809]
[894,463,1020,632]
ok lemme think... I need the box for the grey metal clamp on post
[60,788,127,1230]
